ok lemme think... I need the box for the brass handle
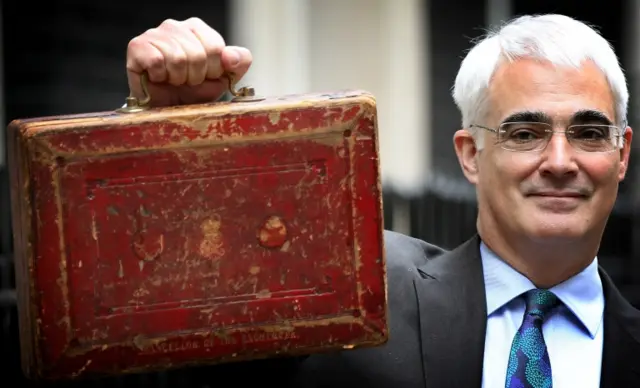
[116,71,263,114]
[116,72,152,113]
[225,72,259,100]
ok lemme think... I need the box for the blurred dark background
[1,0,638,386]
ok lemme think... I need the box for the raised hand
[126,17,253,107]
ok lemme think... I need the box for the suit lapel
[414,235,487,388]
[599,268,640,387]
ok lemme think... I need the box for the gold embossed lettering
[139,339,201,355]
[137,331,299,355]
[241,331,299,344]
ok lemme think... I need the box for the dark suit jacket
[197,230,640,387]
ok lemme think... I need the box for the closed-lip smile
[529,191,585,198]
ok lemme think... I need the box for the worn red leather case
[7,88,387,380]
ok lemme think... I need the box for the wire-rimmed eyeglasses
[469,122,625,153]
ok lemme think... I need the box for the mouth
[526,192,589,211]
[528,192,587,198]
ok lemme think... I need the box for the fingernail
[228,49,241,67]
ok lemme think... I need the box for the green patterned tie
[505,289,560,388]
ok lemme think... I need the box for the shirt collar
[480,241,604,338]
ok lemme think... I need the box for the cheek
[581,156,622,188]
[481,151,541,189]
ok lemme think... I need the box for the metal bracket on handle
[116,72,152,113]
[116,71,264,113]
[225,73,264,103]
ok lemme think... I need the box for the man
[125,14,640,387]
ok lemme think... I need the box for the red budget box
[7,79,387,380]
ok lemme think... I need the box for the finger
[221,46,253,81]
[150,39,188,86]
[185,17,226,80]
[158,19,208,86]
[126,33,168,84]
[126,72,145,102]
[132,27,188,86]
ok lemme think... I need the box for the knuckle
[160,18,181,29]
[204,44,223,58]
[213,30,226,47]
[187,17,226,46]
[132,28,159,44]
[170,52,189,69]
[147,52,165,70]
[192,50,208,66]
[127,36,144,51]
[186,17,205,26]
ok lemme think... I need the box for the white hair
[452,14,628,149]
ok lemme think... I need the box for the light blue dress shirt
[479,241,605,388]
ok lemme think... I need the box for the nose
[539,132,579,177]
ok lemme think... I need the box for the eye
[501,123,548,143]
[509,129,540,141]
[571,126,609,140]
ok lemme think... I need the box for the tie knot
[523,289,559,320]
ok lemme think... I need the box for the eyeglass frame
[468,121,627,153]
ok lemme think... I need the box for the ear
[618,126,633,182]
[454,129,480,185]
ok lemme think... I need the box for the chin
[522,214,589,243]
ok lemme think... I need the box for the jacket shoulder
[383,229,447,276]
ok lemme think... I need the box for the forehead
[486,58,616,124]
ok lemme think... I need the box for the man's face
[455,58,632,244]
